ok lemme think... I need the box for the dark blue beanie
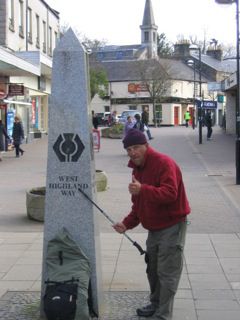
[123,129,147,149]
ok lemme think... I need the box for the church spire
[140,0,158,59]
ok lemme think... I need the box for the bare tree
[138,59,172,127]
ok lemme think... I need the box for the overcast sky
[47,0,236,47]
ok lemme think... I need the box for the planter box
[95,170,108,191]
[26,171,108,221]
[26,187,45,222]
[109,133,123,139]
[101,128,110,138]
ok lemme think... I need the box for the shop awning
[3,99,32,106]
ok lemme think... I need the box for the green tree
[157,33,173,56]
[89,66,108,100]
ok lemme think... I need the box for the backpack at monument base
[43,228,95,320]
[44,278,78,320]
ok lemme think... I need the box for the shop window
[156,104,162,126]
[129,105,137,110]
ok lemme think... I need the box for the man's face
[126,144,148,166]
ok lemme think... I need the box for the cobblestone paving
[0,291,149,319]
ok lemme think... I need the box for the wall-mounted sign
[128,82,148,93]
[208,82,222,92]
[8,84,24,96]
[196,100,217,109]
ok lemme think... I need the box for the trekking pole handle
[132,241,146,255]
[123,233,145,255]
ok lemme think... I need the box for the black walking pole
[78,187,146,258]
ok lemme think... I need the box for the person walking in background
[113,129,190,320]
[205,110,213,140]
[133,113,144,132]
[142,106,153,140]
[0,120,10,161]
[184,110,191,128]
[124,115,134,138]
[12,116,25,158]
[92,111,99,129]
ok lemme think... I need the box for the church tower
[140,0,158,59]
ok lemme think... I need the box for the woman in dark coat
[0,120,9,161]
[12,116,25,157]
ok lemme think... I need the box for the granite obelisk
[41,29,102,317]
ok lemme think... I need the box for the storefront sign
[8,84,24,96]
[196,100,217,109]
[128,82,148,93]
[208,82,222,92]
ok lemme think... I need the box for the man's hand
[128,175,141,195]
[113,222,127,234]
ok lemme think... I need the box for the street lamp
[215,0,240,184]
[189,45,202,144]
[187,59,196,129]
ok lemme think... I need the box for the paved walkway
[0,126,240,319]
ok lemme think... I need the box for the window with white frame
[27,7,32,43]
[42,20,46,53]
[18,0,24,36]
[54,31,58,48]
[36,14,40,48]
[8,0,14,31]
[48,26,52,56]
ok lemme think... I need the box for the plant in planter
[108,123,124,139]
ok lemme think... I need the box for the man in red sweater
[113,129,190,320]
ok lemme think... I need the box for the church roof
[142,0,156,26]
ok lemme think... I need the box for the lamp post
[215,0,240,184]
[189,46,202,144]
[187,59,197,129]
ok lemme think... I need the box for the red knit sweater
[122,147,191,231]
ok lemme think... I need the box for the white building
[0,0,59,141]
[91,0,235,127]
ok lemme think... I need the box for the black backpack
[44,278,79,320]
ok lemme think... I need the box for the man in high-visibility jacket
[184,110,191,128]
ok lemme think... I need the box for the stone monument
[41,29,102,317]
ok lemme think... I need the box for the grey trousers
[146,220,187,320]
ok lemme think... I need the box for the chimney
[206,46,223,61]
[173,40,190,57]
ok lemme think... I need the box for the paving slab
[1,126,240,318]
